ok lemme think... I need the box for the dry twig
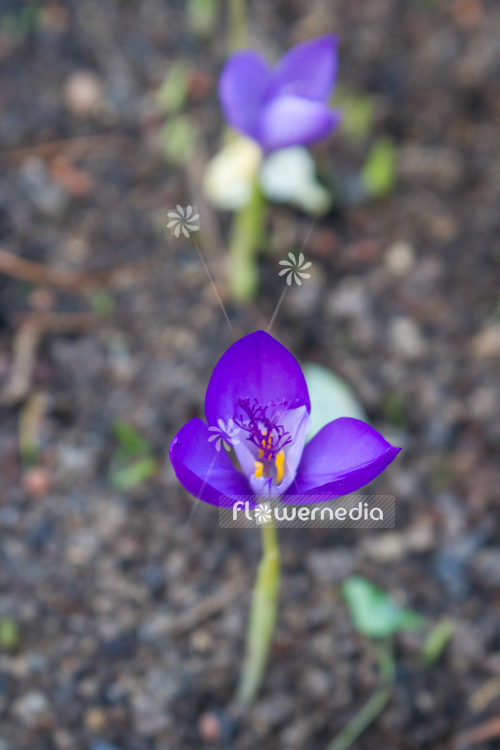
[0,248,152,292]
[0,312,100,406]
[454,717,500,749]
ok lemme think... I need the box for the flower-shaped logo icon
[167,205,200,238]
[208,418,240,452]
[279,252,312,286]
[254,502,272,525]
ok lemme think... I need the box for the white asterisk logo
[208,418,240,452]
[279,252,312,286]
[167,205,200,238]
[254,502,273,525]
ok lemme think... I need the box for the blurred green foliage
[161,115,198,166]
[187,0,218,37]
[1,3,39,39]
[90,290,115,316]
[422,618,455,665]
[0,618,20,652]
[157,60,191,114]
[343,576,423,638]
[109,422,157,490]
[333,86,374,143]
[382,392,406,428]
[361,138,397,198]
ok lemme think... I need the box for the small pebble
[22,467,52,498]
[198,711,221,743]
[390,316,426,360]
[385,241,415,275]
[64,71,103,117]
[472,325,500,358]
[13,691,49,726]
[84,707,107,732]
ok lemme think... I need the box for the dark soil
[1,1,500,749]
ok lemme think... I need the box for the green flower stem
[228,0,246,51]
[237,521,280,705]
[326,639,395,750]
[227,179,266,302]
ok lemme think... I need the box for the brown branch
[0,248,152,292]
[0,312,101,406]
[2,134,133,163]
[454,717,500,749]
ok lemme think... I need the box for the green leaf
[90,290,115,316]
[333,86,374,143]
[113,422,151,457]
[303,364,367,440]
[382,392,406,428]
[361,138,397,198]
[422,618,455,665]
[342,577,424,639]
[157,60,191,114]
[227,178,266,302]
[187,0,218,37]
[110,456,157,491]
[0,618,20,652]
[161,115,198,166]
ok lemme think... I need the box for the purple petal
[169,418,250,506]
[289,417,400,498]
[266,34,338,102]
[260,96,340,152]
[218,50,271,141]
[205,331,310,426]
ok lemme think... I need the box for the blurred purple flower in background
[170,332,400,505]
[219,35,341,153]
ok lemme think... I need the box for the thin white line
[266,216,318,334]
[267,286,287,333]
[300,216,318,254]
[193,237,235,338]
[180,452,218,539]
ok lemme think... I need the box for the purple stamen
[234,397,292,461]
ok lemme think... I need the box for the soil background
[0,1,500,749]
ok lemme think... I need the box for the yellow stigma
[255,461,264,478]
[275,450,285,485]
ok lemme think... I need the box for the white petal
[294,274,302,286]
[298,252,304,265]
[286,274,292,285]
[298,272,311,279]
[300,261,312,270]
[167,220,178,228]
[288,252,296,262]
[174,224,181,237]
[182,225,189,237]
[176,204,184,215]
[279,260,293,267]
[279,269,290,276]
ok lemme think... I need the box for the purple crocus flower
[170,332,400,506]
[219,35,341,154]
